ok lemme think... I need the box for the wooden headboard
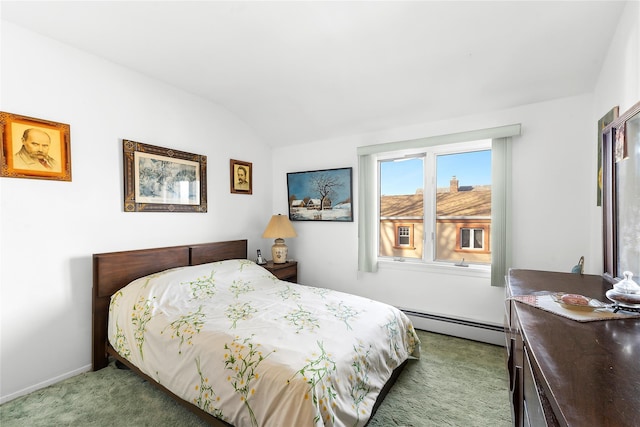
[91,239,248,370]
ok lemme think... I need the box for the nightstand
[263,260,297,283]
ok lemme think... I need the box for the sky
[381,150,491,195]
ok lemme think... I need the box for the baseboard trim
[402,309,505,346]
[0,363,92,404]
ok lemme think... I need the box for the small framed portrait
[230,159,252,194]
[123,139,207,212]
[0,112,71,181]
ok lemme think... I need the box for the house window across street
[398,226,411,245]
[395,224,415,248]
[461,227,484,249]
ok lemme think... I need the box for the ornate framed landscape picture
[287,167,353,221]
[0,111,71,181]
[123,139,207,212]
[230,159,252,194]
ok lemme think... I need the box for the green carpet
[1,330,511,426]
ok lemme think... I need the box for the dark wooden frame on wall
[597,107,618,206]
[123,139,207,212]
[286,167,353,222]
[229,159,252,194]
[601,100,640,281]
[0,111,72,181]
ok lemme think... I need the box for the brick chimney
[450,176,459,193]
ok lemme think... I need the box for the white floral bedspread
[108,259,420,427]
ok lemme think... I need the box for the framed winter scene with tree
[287,167,353,221]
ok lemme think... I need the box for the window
[377,140,491,266]
[357,123,521,285]
[398,226,411,246]
[380,156,423,258]
[461,228,484,249]
[392,224,416,249]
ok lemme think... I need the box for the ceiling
[1,1,626,147]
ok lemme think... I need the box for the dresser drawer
[523,347,548,427]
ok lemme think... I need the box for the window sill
[455,249,490,254]
[377,258,491,278]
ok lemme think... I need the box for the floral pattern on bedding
[291,340,338,425]
[108,259,420,427]
[162,306,206,354]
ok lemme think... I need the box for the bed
[92,239,420,426]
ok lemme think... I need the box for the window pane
[461,228,470,248]
[435,150,491,264]
[398,226,410,246]
[379,157,423,259]
[474,229,484,248]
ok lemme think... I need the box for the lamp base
[271,238,288,264]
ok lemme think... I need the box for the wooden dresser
[505,269,640,427]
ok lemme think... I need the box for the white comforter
[108,259,420,427]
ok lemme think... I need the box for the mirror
[602,100,640,281]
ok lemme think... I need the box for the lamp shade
[262,214,297,239]
[262,214,297,264]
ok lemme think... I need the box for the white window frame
[397,225,411,247]
[461,228,484,250]
[358,124,520,286]
[377,139,490,266]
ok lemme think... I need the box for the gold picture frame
[0,111,71,181]
[123,139,207,212]
[230,159,252,194]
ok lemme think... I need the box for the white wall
[0,23,273,402]
[594,1,640,117]
[271,1,639,342]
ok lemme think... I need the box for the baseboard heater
[401,309,503,332]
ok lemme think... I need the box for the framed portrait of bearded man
[0,112,71,181]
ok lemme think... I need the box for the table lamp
[262,214,297,263]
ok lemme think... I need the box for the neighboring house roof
[380,194,423,217]
[380,189,491,217]
[436,190,491,216]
